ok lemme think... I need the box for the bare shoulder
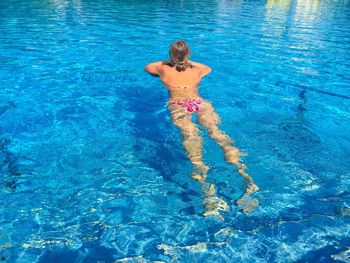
[190,65,203,72]
[192,64,211,77]
[158,63,171,75]
[160,62,170,69]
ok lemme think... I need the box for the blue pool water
[1,0,350,262]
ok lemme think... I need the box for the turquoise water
[0,0,350,262]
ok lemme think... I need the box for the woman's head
[169,40,191,72]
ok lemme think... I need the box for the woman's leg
[169,105,208,182]
[197,101,259,210]
[169,104,228,220]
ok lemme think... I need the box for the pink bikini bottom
[171,99,202,112]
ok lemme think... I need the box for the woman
[145,40,259,220]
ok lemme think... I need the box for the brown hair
[168,40,192,72]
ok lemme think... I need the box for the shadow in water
[1,102,19,190]
[0,143,37,194]
[115,80,181,180]
[277,81,350,100]
[278,84,321,169]
[0,102,16,116]
[275,80,349,217]
[0,138,21,191]
[114,80,199,201]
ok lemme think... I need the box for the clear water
[1,0,350,262]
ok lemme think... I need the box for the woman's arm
[189,61,212,77]
[144,61,164,76]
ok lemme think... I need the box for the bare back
[159,64,202,89]
[144,60,211,99]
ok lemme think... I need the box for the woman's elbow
[144,65,151,73]
[144,65,159,77]
[201,66,212,76]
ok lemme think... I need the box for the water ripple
[0,0,350,262]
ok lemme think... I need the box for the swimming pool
[0,0,349,262]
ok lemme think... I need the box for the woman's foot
[203,196,229,221]
[236,183,260,213]
[236,183,259,204]
[203,208,225,221]
[202,183,229,221]
[241,198,259,213]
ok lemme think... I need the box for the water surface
[0,0,350,262]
